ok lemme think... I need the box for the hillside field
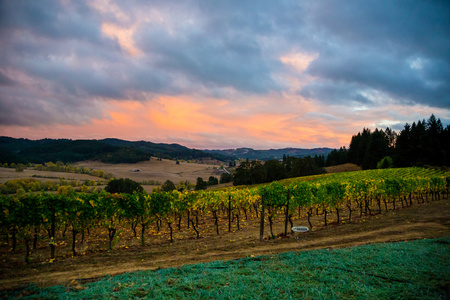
[1,163,448,298]
[0,158,228,193]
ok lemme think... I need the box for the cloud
[0,0,449,148]
[0,0,101,42]
[0,71,15,86]
[299,0,450,108]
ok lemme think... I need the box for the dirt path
[1,197,449,290]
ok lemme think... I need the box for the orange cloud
[5,95,435,150]
[280,52,319,73]
[101,23,140,55]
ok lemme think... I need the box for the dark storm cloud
[0,0,101,42]
[0,85,102,126]
[0,0,449,128]
[129,0,301,94]
[0,71,15,86]
[300,81,371,105]
[300,0,450,108]
[135,26,283,94]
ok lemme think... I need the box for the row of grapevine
[0,168,448,262]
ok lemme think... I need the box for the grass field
[2,237,448,299]
[73,158,223,185]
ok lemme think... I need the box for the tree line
[347,114,450,169]
[233,156,325,186]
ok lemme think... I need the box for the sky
[0,0,449,150]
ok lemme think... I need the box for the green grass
[3,238,449,299]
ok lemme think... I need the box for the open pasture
[73,158,222,186]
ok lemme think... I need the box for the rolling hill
[205,147,333,161]
[0,136,334,164]
[0,137,231,164]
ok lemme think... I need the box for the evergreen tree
[395,123,412,167]
[314,154,326,168]
[384,127,397,157]
[348,133,361,164]
[443,125,450,166]
[426,114,444,165]
[326,147,348,166]
[410,120,427,166]
[362,129,388,170]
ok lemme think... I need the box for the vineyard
[1,167,449,267]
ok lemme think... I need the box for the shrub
[105,178,144,194]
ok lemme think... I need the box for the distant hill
[0,137,232,164]
[0,137,334,164]
[204,147,333,161]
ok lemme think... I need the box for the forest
[314,114,450,170]
[0,137,230,164]
[347,114,450,169]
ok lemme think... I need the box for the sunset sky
[1,1,449,150]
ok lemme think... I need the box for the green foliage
[219,172,232,184]
[233,161,265,185]
[32,162,114,179]
[0,178,60,194]
[258,181,286,208]
[377,156,394,169]
[285,156,325,178]
[105,178,144,194]
[161,180,176,192]
[208,176,218,186]
[325,147,348,166]
[233,157,324,186]
[96,147,150,164]
[14,163,26,172]
[195,177,208,190]
[264,159,286,182]
[349,114,450,169]
[1,166,448,266]
[0,137,232,164]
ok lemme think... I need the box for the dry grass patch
[325,163,361,174]
[74,158,221,185]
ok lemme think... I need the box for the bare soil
[325,163,362,174]
[1,196,449,290]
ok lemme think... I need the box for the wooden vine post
[259,196,265,241]
[228,195,232,232]
[284,189,290,236]
[49,201,56,259]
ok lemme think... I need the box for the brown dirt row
[1,196,449,290]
